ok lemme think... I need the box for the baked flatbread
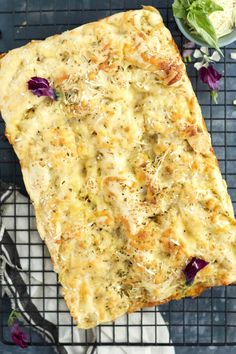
[0,7,236,329]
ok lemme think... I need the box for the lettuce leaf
[189,0,223,14]
[172,0,188,18]
[187,10,222,53]
[173,0,224,52]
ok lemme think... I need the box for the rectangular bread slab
[0,6,236,329]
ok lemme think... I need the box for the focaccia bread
[0,7,236,329]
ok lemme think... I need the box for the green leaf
[172,0,187,18]
[187,11,221,52]
[7,316,14,327]
[7,309,21,327]
[189,0,223,14]
[205,0,223,14]
[210,90,218,104]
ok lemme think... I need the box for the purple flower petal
[11,322,28,349]
[183,41,195,49]
[183,257,209,284]
[199,65,222,91]
[27,77,56,100]
[183,49,194,58]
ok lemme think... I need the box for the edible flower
[231,52,236,60]
[193,47,222,103]
[193,46,221,70]
[183,257,209,284]
[27,77,56,100]
[8,309,28,349]
[199,64,222,90]
[183,41,195,62]
[10,322,28,349]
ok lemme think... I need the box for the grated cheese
[209,0,236,38]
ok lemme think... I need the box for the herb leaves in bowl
[173,0,223,53]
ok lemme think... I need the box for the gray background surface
[1,0,236,353]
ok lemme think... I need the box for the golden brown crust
[0,7,235,329]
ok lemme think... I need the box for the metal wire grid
[0,0,236,348]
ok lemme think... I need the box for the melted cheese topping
[0,7,236,328]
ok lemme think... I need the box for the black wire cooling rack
[1,0,236,349]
